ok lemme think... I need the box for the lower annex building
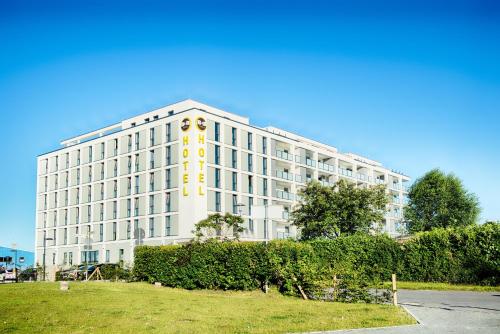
[35,99,410,271]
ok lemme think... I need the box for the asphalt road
[316,289,500,334]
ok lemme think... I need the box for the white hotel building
[35,99,410,271]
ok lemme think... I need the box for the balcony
[295,174,304,184]
[375,178,385,185]
[318,161,335,173]
[295,156,316,167]
[275,150,293,161]
[282,211,290,220]
[356,173,371,182]
[275,189,294,201]
[319,180,334,187]
[391,183,401,191]
[275,170,293,181]
[276,232,291,240]
[338,167,354,178]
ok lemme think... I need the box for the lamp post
[42,233,54,281]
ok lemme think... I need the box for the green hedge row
[133,223,500,293]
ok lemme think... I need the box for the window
[65,172,69,187]
[165,169,171,189]
[52,253,56,265]
[232,195,238,214]
[215,192,221,212]
[154,115,159,120]
[100,203,104,221]
[248,154,253,172]
[55,156,59,170]
[64,209,68,225]
[128,135,132,152]
[113,180,117,198]
[76,188,80,204]
[63,252,67,265]
[135,132,140,150]
[87,205,91,222]
[248,175,253,194]
[262,137,267,154]
[77,149,81,165]
[149,172,155,191]
[214,122,220,142]
[263,178,268,196]
[66,153,70,169]
[247,133,253,150]
[100,183,104,200]
[135,175,140,194]
[149,195,154,214]
[76,207,80,224]
[119,249,124,262]
[165,216,172,236]
[101,162,105,179]
[231,127,237,146]
[88,146,92,162]
[127,177,131,195]
[114,138,118,156]
[135,154,140,172]
[231,150,237,168]
[166,146,171,165]
[150,150,155,169]
[87,185,92,202]
[248,197,254,232]
[127,199,131,217]
[168,110,174,116]
[166,123,172,142]
[55,176,58,190]
[134,219,139,239]
[69,252,73,265]
[131,122,136,127]
[43,212,47,228]
[149,217,154,237]
[76,168,80,184]
[127,220,131,239]
[100,142,105,159]
[53,209,57,225]
[113,159,118,177]
[105,250,110,263]
[99,223,104,241]
[54,192,58,207]
[127,156,132,174]
[215,168,221,188]
[150,128,155,146]
[214,145,220,165]
[145,117,150,123]
[63,228,67,245]
[134,197,139,216]
[232,172,237,191]
[263,157,268,175]
[112,222,117,240]
[165,192,171,212]
[88,166,92,182]
[113,201,117,219]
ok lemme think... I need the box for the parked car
[4,269,16,281]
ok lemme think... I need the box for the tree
[193,213,245,241]
[404,169,480,233]
[292,180,388,240]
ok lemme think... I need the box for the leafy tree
[404,169,480,233]
[193,213,245,241]
[292,180,388,240]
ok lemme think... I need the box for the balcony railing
[275,189,294,201]
[295,174,304,183]
[339,167,354,177]
[275,150,293,161]
[375,178,385,185]
[275,170,293,181]
[356,173,371,182]
[391,183,401,191]
[276,232,291,240]
[318,161,335,173]
[319,180,334,187]
[282,211,290,220]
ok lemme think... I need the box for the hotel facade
[35,99,410,272]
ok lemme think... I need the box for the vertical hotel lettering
[181,116,207,197]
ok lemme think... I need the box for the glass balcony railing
[277,232,291,240]
[318,161,335,173]
[356,173,371,182]
[339,167,354,177]
[391,183,401,191]
[375,178,385,185]
[275,189,294,201]
[295,155,317,167]
[305,158,316,167]
[282,211,290,220]
[319,180,334,187]
[275,150,293,161]
[295,174,304,183]
[275,170,293,181]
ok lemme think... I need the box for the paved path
[317,289,500,334]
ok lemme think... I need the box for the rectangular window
[231,127,237,146]
[166,123,172,142]
[232,195,238,214]
[135,154,140,172]
[88,146,92,162]
[248,154,253,172]
[75,227,79,244]
[119,249,124,262]
[127,177,131,195]
[150,128,155,146]
[166,169,171,189]
[112,222,117,240]
[66,153,69,169]
[113,201,117,219]
[100,203,104,221]
[64,209,68,225]
[149,218,154,237]
[64,228,67,245]
[149,172,155,191]
[127,199,131,217]
[214,122,220,142]
[99,223,104,242]
[263,178,268,196]
[248,175,253,194]
[165,192,171,212]
[215,168,221,188]
[55,156,59,170]
[87,205,91,222]
[134,197,139,216]
[134,219,139,240]
[232,150,237,168]
[248,197,254,232]
[114,138,118,156]
[113,159,117,177]
[128,156,132,174]
[263,157,268,175]
[127,220,131,239]
[166,146,171,165]
[150,150,155,169]
[149,194,154,214]
[215,192,221,212]
[69,252,73,265]
[128,135,132,152]
[105,250,110,263]
[77,149,81,165]
[248,132,253,150]
[101,142,105,159]
[214,145,220,165]
[165,216,172,236]
[135,175,140,194]
[88,166,92,182]
[63,252,67,265]
[100,183,104,200]
[113,180,117,198]
[262,137,267,154]
[135,132,140,150]
[87,185,92,202]
[232,172,237,191]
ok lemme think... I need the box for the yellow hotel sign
[181,116,206,197]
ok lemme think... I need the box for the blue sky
[0,0,499,250]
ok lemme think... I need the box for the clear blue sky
[1,0,499,250]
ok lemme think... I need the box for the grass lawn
[381,281,500,292]
[0,282,414,334]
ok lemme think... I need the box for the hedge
[133,223,500,295]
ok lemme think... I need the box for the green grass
[0,282,414,334]
[382,281,500,292]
